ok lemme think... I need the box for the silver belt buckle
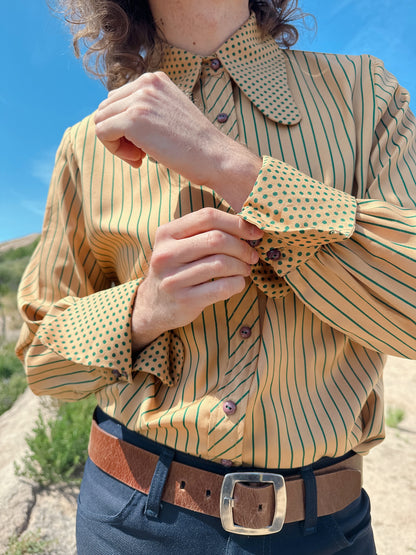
[220,472,287,535]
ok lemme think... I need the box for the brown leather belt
[88,420,362,534]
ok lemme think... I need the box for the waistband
[91,407,363,535]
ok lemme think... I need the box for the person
[16,0,416,553]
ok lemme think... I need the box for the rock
[0,388,40,551]
[0,388,78,554]
[23,484,78,555]
[0,477,35,548]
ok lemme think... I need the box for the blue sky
[1,1,415,242]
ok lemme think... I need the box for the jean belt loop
[301,465,318,535]
[144,446,175,519]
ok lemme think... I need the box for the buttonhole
[180,481,186,490]
[258,504,263,512]
[205,489,211,498]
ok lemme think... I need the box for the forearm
[94,72,262,212]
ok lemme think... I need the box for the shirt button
[223,400,237,415]
[239,326,252,339]
[210,58,222,71]
[247,239,261,247]
[221,459,233,468]
[217,112,229,124]
[266,248,281,261]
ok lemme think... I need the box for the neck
[148,0,250,55]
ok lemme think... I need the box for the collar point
[260,106,302,126]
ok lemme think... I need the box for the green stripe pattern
[17,16,416,469]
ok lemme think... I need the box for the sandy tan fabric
[17,16,416,469]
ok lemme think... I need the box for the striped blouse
[16,16,416,469]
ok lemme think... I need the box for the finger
[94,109,138,145]
[158,208,263,242]
[93,133,146,164]
[99,72,169,112]
[97,80,139,113]
[185,275,247,307]
[95,112,153,166]
[95,94,132,126]
[162,255,252,290]
[151,231,258,273]
[180,231,259,265]
[114,137,146,165]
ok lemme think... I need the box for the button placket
[198,59,238,140]
[205,283,261,459]
[197,65,250,459]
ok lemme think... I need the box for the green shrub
[0,258,32,293]
[15,396,96,486]
[386,406,405,429]
[5,529,53,555]
[0,343,27,416]
[0,237,40,263]
[0,342,24,380]
[0,237,39,294]
[0,372,28,416]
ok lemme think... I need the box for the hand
[131,208,263,352]
[94,72,262,210]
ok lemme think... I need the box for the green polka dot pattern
[37,280,141,381]
[159,47,201,98]
[132,331,184,387]
[158,14,300,125]
[250,259,291,299]
[217,15,300,125]
[239,156,357,280]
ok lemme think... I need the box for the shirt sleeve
[16,127,182,401]
[239,57,416,358]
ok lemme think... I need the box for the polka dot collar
[157,14,301,126]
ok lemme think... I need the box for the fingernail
[251,250,259,264]
[250,226,263,238]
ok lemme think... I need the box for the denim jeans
[76,409,377,555]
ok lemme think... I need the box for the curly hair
[50,0,306,90]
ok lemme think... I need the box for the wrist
[211,141,262,211]
[131,282,166,354]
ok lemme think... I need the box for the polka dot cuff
[240,156,357,286]
[132,330,184,387]
[37,280,141,382]
[250,259,292,299]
